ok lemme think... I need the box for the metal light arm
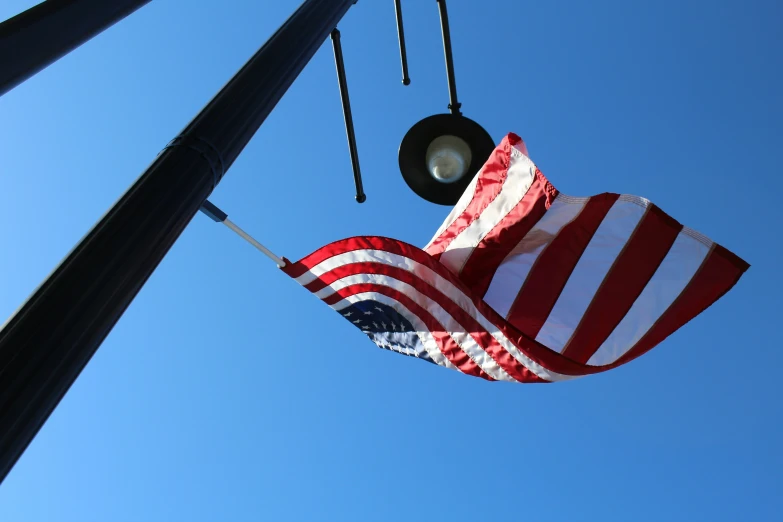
[394,0,411,85]
[436,0,461,116]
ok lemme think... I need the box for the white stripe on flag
[484,195,587,317]
[438,150,536,275]
[322,275,515,382]
[299,249,577,382]
[424,171,481,251]
[535,197,649,353]
[587,230,712,366]
[331,292,457,370]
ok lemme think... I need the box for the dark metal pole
[0,0,152,97]
[0,0,357,483]
[330,29,366,203]
[435,0,461,115]
[393,0,410,86]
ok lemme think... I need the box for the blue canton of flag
[338,301,434,363]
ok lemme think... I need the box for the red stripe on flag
[327,282,493,381]
[607,244,750,368]
[560,205,683,363]
[282,236,437,279]
[313,262,546,383]
[505,193,621,338]
[459,168,557,298]
[423,134,517,260]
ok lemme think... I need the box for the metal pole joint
[160,135,226,190]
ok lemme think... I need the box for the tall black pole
[0,0,152,97]
[0,0,357,483]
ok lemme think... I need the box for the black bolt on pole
[435,0,461,116]
[331,28,366,203]
[0,0,357,484]
[0,0,152,97]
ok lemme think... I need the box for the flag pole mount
[200,201,286,268]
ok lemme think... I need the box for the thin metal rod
[223,219,286,268]
[393,0,410,86]
[0,0,356,484]
[331,28,366,203]
[436,0,461,116]
[0,0,151,97]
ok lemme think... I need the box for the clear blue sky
[1,1,781,520]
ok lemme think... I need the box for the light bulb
[425,135,472,183]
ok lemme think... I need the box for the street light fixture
[395,0,494,205]
[398,113,494,205]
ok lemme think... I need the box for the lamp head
[398,114,494,205]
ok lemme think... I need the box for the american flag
[282,134,748,383]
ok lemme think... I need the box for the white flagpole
[222,218,286,267]
[200,200,286,268]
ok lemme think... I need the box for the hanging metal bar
[331,28,366,203]
[436,0,461,115]
[393,0,411,85]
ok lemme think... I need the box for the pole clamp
[159,134,225,190]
